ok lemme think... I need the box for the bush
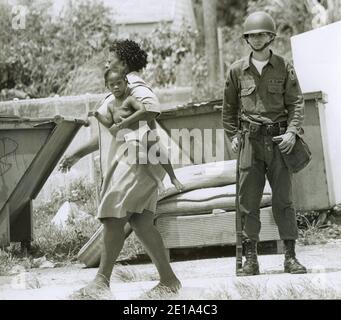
[30,178,100,261]
[138,23,197,88]
[0,0,115,100]
[31,178,145,262]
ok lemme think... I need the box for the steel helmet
[243,11,276,36]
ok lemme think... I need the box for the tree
[0,0,115,100]
[202,0,219,87]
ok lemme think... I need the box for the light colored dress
[96,73,165,219]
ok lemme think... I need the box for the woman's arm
[116,96,156,129]
[73,135,99,157]
[58,135,99,172]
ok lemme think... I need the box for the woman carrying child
[59,39,182,299]
[88,68,184,195]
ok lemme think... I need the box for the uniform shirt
[222,51,304,140]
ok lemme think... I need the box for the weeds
[297,210,341,246]
[117,232,146,262]
[298,215,328,246]
[31,218,101,261]
[114,265,158,283]
[0,244,36,276]
[204,284,233,300]
[201,279,341,300]
[0,249,19,276]
[270,279,340,300]
[0,179,147,275]
[233,280,268,300]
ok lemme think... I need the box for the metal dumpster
[0,115,87,247]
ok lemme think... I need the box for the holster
[239,131,253,170]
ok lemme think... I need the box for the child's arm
[116,96,155,129]
[88,111,112,128]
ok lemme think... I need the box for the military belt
[241,121,287,136]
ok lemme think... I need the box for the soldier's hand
[273,132,296,154]
[231,137,239,153]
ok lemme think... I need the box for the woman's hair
[109,39,148,72]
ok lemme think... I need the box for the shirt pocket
[240,85,257,112]
[268,84,284,94]
[267,80,285,109]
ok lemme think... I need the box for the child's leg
[146,136,184,193]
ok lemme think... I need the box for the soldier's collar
[242,50,275,70]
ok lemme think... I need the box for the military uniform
[222,50,304,242]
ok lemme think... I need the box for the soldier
[222,11,307,275]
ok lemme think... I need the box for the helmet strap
[245,36,275,52]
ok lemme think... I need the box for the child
[89,69,184,195]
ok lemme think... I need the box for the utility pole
[202,0,219,87]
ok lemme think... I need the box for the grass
[0,178,148,275]
[117,232,146,262]
[297,209,341,246]
[132,277,341,300]
[206,279,341,300]
[0,249,21,276]
[113,265,158,283]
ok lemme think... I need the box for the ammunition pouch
[281,136,312,173]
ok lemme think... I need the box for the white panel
[291,21,341,204]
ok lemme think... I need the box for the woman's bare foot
[69,276,113,300]
[142,277,182,299]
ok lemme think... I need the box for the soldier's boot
[241,240,260,276]
[284,240,307,274]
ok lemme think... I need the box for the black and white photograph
[1,0,341,306]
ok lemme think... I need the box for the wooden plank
[155,207,280,249]
[0,203,10,247]
[8,121,82,221]
[10,201,32,243]
[77,223,133,268]
[0,128,51,214]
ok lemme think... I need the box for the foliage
[2,0,340,102]
[247,0,313,35]
[0,178,146,272]
[31,218,101,261]
[0,0,115,100]
[31,178,143,262]
[31,178,100,260]
[137,23,197,88]
[296,210,322,230]
[216,0,248,27]
[0,249,20,275]
[296,209,341,246]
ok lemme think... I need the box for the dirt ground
[1,241,341,300]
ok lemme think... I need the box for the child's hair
[109,39,148,72]
[104,69,127,87]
